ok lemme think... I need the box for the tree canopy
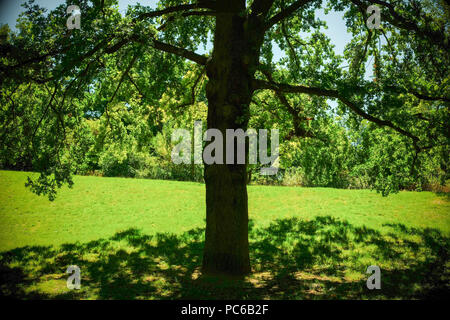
[1,0,448,197]
[1,0,449,275]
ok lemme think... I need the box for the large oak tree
[1,0,449,276]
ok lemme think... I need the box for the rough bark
[201,1,264,276]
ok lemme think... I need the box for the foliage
[0,0,448,198]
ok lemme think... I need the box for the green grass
[0,170,449,299]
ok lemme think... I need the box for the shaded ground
[1,216,449,299]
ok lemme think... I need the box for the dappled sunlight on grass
[1,171,449,299]
[1,216,448,300]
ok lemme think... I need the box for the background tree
[0,0,448,276]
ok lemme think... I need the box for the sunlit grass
[0,170,449,299]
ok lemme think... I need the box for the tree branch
[157,10,217,31]
[31,85,57,140]
[253,78,420,142]
[126,73,146,99]
[2,14,209,85]
[177,68,205,109]
[264,0,313,31]
[351,0,449,50]
[260,70,322,141]
[149,39,208,65]
[135,1,216,21]
[250,0,275,19]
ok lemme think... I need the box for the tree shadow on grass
[0,216,449,299]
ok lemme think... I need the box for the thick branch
[264,0,313,30]
[150,39,208,65]
[260,70,323,141]
[135,1,216,21]
[2,13,209,84]
[157,10,217,31]
[253,78,420,142]
[250,0,275,18]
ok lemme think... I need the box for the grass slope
[0,170,449,299]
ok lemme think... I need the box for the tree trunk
[201,1,263,276]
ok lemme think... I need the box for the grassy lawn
[0,170,449,299]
